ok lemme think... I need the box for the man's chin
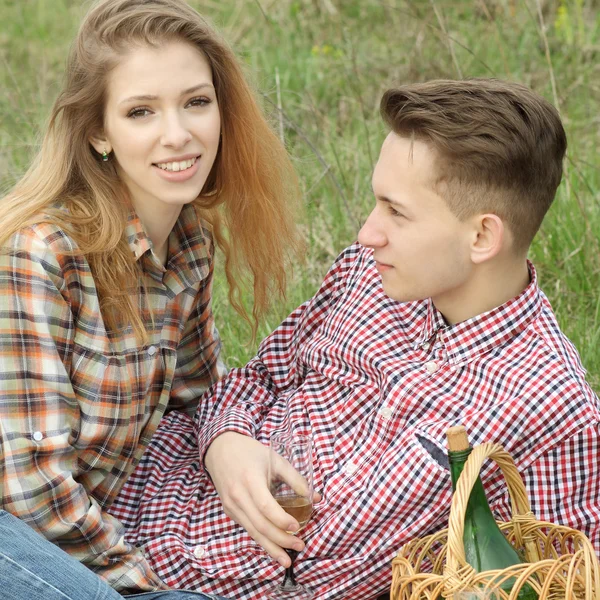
[382,286,424,304]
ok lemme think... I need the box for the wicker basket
[391,442,600,599]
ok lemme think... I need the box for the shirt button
[32,431,44,442]
[193,545,207,559]
[147,345,157,356]
[379,407,393,420]
[421,342,430,351]
[425,360,438,373]
[344,461,358,476]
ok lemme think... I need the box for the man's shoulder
[333,241,371,269]
[514,290,596,399]
[321,242,376,290]
[531,293,585,368]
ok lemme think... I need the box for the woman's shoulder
[4,218,82,256]
[1,218,88,292]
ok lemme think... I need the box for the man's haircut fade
[380,78,567,251]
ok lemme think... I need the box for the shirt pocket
[352,429,452,549]
[70,342,149,470]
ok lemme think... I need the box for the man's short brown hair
[380,78,567,251]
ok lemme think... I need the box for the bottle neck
[449,447,493,512]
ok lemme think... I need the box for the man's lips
[374,260,393,272]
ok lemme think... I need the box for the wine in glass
[267,431,314,600]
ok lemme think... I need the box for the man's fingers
[248,530,292,568]
[227,491,303,566]
[230,506,290,566]
[273,453,312,498]
[247,485,305,542]
[206,433,314,568]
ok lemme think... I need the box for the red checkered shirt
[110,242,600,599]
[0,203,225,592]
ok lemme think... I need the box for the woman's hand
[204,432,320,567]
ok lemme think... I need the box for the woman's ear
[89,133,112,156]
[469,213,504,265]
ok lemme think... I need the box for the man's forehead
[376,132,438,176]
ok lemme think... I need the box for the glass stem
[281,549,299,588]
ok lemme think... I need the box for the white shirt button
[425,360,438,374]
[344,461,358,476]
[147,345,157,356]
[421,342,430,351]
[193,545,207,559]
[379,407,393,420]
[32,431,44,442]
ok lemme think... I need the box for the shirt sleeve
[0,228,167,592]
[195,244,362,460]
[169,254,228,418]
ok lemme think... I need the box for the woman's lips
[152,157,200,182]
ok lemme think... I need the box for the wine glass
[266,431,314,600]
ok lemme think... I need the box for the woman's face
[91,40,221,221]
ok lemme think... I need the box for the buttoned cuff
[197,407,257,467]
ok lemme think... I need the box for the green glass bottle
[446,426,537,600]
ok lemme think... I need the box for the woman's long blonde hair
[0,0,301,342]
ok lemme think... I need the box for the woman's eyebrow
[119,82,215,105]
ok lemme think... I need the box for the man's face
[358,133,475,314]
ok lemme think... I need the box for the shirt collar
[125,211,153,262]
[124,204,212,292]
[166,203,211,291]
[416,261,542,365]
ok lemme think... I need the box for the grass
[1,0,598,390]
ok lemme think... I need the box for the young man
[110,79,600,599]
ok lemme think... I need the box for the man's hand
[204,432,320,568]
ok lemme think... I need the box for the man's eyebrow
[371,186,408,210]
[119,83,214,104]
[379,196,406,209]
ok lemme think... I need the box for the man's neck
[433,258,531,326]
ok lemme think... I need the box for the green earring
[102,149,109,162]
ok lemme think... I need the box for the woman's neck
[135,204,182,266]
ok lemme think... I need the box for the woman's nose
[161,112,193,148]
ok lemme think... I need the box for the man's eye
[127,107,152,119]
[388,205,403,217]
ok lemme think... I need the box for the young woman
[0,0,300,597]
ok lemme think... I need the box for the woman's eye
[187,96,211,108]
[127,107,152,119]
[388,205,403,217]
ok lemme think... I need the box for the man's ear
[89,132,112,156]
[469,213,504,264]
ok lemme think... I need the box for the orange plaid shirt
[0,203,226,592]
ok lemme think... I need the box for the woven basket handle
[446,442,533,567]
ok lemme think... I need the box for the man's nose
[358,210,387,248]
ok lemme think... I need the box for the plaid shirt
[110,243,600,599]
[0,203,226,592]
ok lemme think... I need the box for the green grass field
[1,0,598,390]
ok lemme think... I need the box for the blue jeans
[0,510,227,600]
